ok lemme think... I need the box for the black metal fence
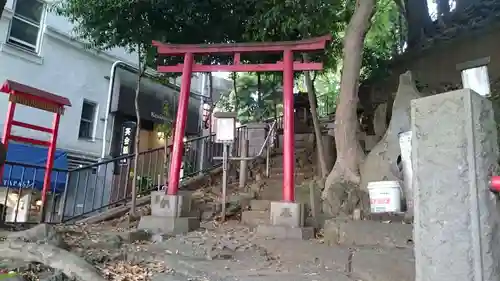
[0,131,237,224]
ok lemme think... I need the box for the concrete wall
[362,28,500,107]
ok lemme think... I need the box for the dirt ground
[0,217,414,281]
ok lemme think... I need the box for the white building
[0,0,233,222]
[0,0,232,168]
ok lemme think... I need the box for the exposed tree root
[0,240,107,281]
[2,224,107,281]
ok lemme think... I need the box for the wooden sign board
[9,94,65,115]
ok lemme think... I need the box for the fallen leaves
[99,261,169,281]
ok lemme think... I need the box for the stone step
[241,210,270,227]
[323,219,413,248]
[250,199,271,211]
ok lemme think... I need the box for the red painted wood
[282,49,295,202]
[9,135,51,147]
[490,176,500,192]
[0,80,71,107]
[0,101,16,180]
[167,53,194,195]
[153,35,331,55]
[41,112,61,216]
[155,35,332,200]
[158,62,323,73]
[12,120,53,133]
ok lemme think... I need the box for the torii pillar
[138,36,330,238]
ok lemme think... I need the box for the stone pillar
[412,89,500,281]
[239,140,248,188]
[138,191,199,235]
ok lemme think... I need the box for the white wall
[0,3,134,158]
[0,2,233,159]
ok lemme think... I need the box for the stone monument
[412,89,500,281]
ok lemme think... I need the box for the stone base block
[270,201,304,227]
[150,191,192,217]
[255,224,314,240]
[138,216,199,235]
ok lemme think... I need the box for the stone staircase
[240,133,322,230]
[238,132,414,247]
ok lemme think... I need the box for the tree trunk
[302,57,328,179]
[257,72,262,120]
[163,136,171,187]
[406,0,431,49]
[232,72,239,112]
[130,48,146,218]
[322,0,375,217]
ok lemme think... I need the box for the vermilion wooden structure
[0,80,71,217]
[153,35,331,202]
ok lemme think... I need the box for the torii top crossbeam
[152,35,332,73]
[153,35,331,55]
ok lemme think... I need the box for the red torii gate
[0,80,71,220]
[153,35,331,202]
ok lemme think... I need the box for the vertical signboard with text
[119,121,137,165]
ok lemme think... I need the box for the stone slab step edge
[241,210,270,227]
[250,199,271,211]
[323,219,414,248]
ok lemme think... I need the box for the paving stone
[323,219,413,248]
[138,216,200,235]
[250,199,271,211]
[241,210,269,227]
[351,248,415,281]
[255,224,314,240]
[126,229,152,242]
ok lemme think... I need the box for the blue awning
[2,143,68,193]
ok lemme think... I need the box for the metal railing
[0,131,242,224]
[0,161,68,225]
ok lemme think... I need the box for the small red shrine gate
[0,80,71,219]
[152,35,331,202]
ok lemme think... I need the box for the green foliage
[360,0,401,81]
[243,0,347,70]
[53,0,256,67]
[155,103,173,139]
[314,70,340,116]
[217,73,281,124]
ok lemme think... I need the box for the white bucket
[367,181,402,213]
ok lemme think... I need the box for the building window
[79,101,97,140]
[7,0,45,53]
